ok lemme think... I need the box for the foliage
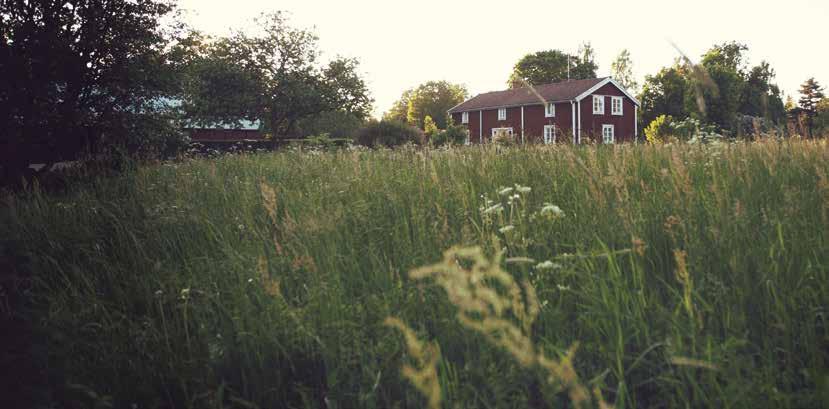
[641,42,787,137]
[355,119,424,147]
[645,114,673,143]
[423,115,439,139]
[385,81,467,129]
[181,12,372,139]
[798,78,825,138]
[294,110,366,139]
[431,123,469,146]
[4,142,829,408]
[740,62,786,124]
[0,0,185,184]
[639,66,689,127]
[611,49,638,93]
[815,98,829,135]
[507,45,597,89]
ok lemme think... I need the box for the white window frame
[543,125,556,144]
[593,95,605,114]
[602,124,615,144]
[497,108,507,120]
[491,127,513,138]
[461,112,469,124]
[611,97,623,116]
[545,102,555,117]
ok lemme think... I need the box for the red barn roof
[449,77,619,113]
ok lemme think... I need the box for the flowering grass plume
[397,245,612,408]
[384,317,442,409]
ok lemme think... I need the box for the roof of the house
[449,77,633,113]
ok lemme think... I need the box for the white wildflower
[515,184,532,194]
[535,260,562,270]
[180,288,191,300]
[498,187,514,196]
[482,203,503,215]
[498,225,515,234]
[540,203,564,218]
[557,284,571,291]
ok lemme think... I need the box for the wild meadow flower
[540,203,564,218]
[515,184,531,194]
[482,203,503,215]
[556,284,571,291]
[180,288,191,300]
[498,187,514,196]
[499,225,515,234]
[535,260,562,270]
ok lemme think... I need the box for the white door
[602,124,615,144]
[543,125,556,144]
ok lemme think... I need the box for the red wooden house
[448,77,640,144]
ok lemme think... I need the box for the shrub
[492,128,515,146]
[644,115,673,143]
[355,119,425,148]
[431,124,469,146]
[423,116,439,139]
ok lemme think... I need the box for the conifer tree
[799,78,825,137]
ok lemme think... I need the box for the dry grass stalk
[402,245,611,409]
[384,317,442,409]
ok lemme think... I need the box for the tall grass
[2,141,828,408]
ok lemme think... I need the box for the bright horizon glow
[178,0,829,119]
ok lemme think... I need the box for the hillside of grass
[2,142,828,408]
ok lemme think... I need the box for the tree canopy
[611,49,638,93]
[384,81,467,130]
[507,44,598,89]
[181,12,373,139]
[0,0,183,182]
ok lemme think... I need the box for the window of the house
[602,124,615,144]
[593,95,605,115]
[462,112,469,124]
[545,103,555,117]
[498,108,507,120]
[543,125,556,144]
[611,97,623,115]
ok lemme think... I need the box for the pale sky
[179,0,829,118]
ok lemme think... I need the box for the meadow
[2,141,828,408]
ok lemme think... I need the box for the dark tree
[639,65,689,127]
[182,12,373,141]
[0,0,183,184]
[799,78,825,138]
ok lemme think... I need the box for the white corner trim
[571,101,576,144]
[577,100,581,144]
[479,110,483,143]
[521,106,525,144]
[575,77,640,106]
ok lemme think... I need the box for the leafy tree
[685,43,747,131]
[639,66,689,127]
[508,45,598,89]
[701,41,748,74]
[611,49,638,93]
[385,81,467,129]
[798,78,825,137]
[182,12,373,140]
[740,62,785,124]
[0,0,183,184]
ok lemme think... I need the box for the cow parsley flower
[498,187,514,196]
[540,203,564,218]
[482,203,504,215]
[499,225,515,234]
[515,184,532,194]
[535,260,562,270]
